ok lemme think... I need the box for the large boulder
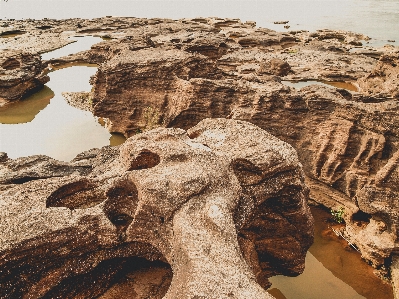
[0,119,313,299]
[0,49,49,106]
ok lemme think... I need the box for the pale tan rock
[358,53,399,98]
[0,119,313,298]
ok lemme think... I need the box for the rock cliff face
[0,119,313,298]
[85,17,399,269]
[0,50,49,106]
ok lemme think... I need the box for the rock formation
[0,119,313,298]
[0,50,49,106]
[1,15,399,294]
[72,17,398,270]
[357,53,399,99]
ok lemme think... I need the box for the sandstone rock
[257,58,292,76]
[62,91,93,112]
[90,41,399,268]
[357,53,399,98]
[0,32,74,55]
[0,119,313,298]
[16,16,378,272]
[1,15,398,289]
[0,50,49,104]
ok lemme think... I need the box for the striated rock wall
[0,119,313,298]
[0,50,49,105]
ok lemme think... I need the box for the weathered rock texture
[2,15,399,293]
[0,119,313,298]
[80,17,399,270]
[0,50,49,105]
[357,53,399,98]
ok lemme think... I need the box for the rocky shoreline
[1,16,399,298]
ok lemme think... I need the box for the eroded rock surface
[2,15,399,292]
[70,17,398,270]
[0,50,49,105]
[357,53,399,98]
[0,119,313,298]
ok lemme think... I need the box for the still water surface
[269,206,393,299]
[0,36,125,161]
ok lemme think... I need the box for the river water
[0,0,398,46]
[268,206,393,299]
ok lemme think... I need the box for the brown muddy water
[0,36,125,161]
[268,206,393,299]
[282,80,359,92]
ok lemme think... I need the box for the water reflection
[268,206,393,299]
[0,31,26,38]
[41,35,103,60]
[0,34,124,161]
[109,133,126,146]
[0,86,54,124]
[0,65,112,161]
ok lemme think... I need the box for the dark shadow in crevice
[42,257,172,299]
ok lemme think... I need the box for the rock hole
[36,25,52,30]
[188,130,201,139]
[352,210,372,224]
[128,150,160,171]
[46,179,102,209]
[8,176,41,184]
[230,158,263,186]
[111,214,132,226]
[104,179,138,231]
[336,88,353,101]
[41,257,172,299]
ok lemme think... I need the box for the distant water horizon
[0,0,398,46]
